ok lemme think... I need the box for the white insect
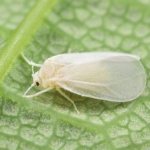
[23,52,146,113]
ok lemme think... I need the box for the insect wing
[50,52,140,65]
[57,54,146,102]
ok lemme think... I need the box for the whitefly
[22,52,147,113]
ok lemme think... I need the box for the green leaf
[0,0,150,149]
[0,0,57,81]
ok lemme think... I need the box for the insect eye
[36,82,40,86]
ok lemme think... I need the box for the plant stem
[0,0,57,82]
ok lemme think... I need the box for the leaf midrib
[0,0,57,82]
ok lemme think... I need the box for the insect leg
[23,88,51,98]
[56,88,80,114]
[32,65,35,74]
[21,53,42,67]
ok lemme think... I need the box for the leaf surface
[0,0,150,149]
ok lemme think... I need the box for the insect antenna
[23,83,35,96]
[23,88,51,98]
[21,53,42,67]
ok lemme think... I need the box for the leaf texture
[0,0,150,149]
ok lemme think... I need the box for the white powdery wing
[56,54,146,102]
[49,52,140,65]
